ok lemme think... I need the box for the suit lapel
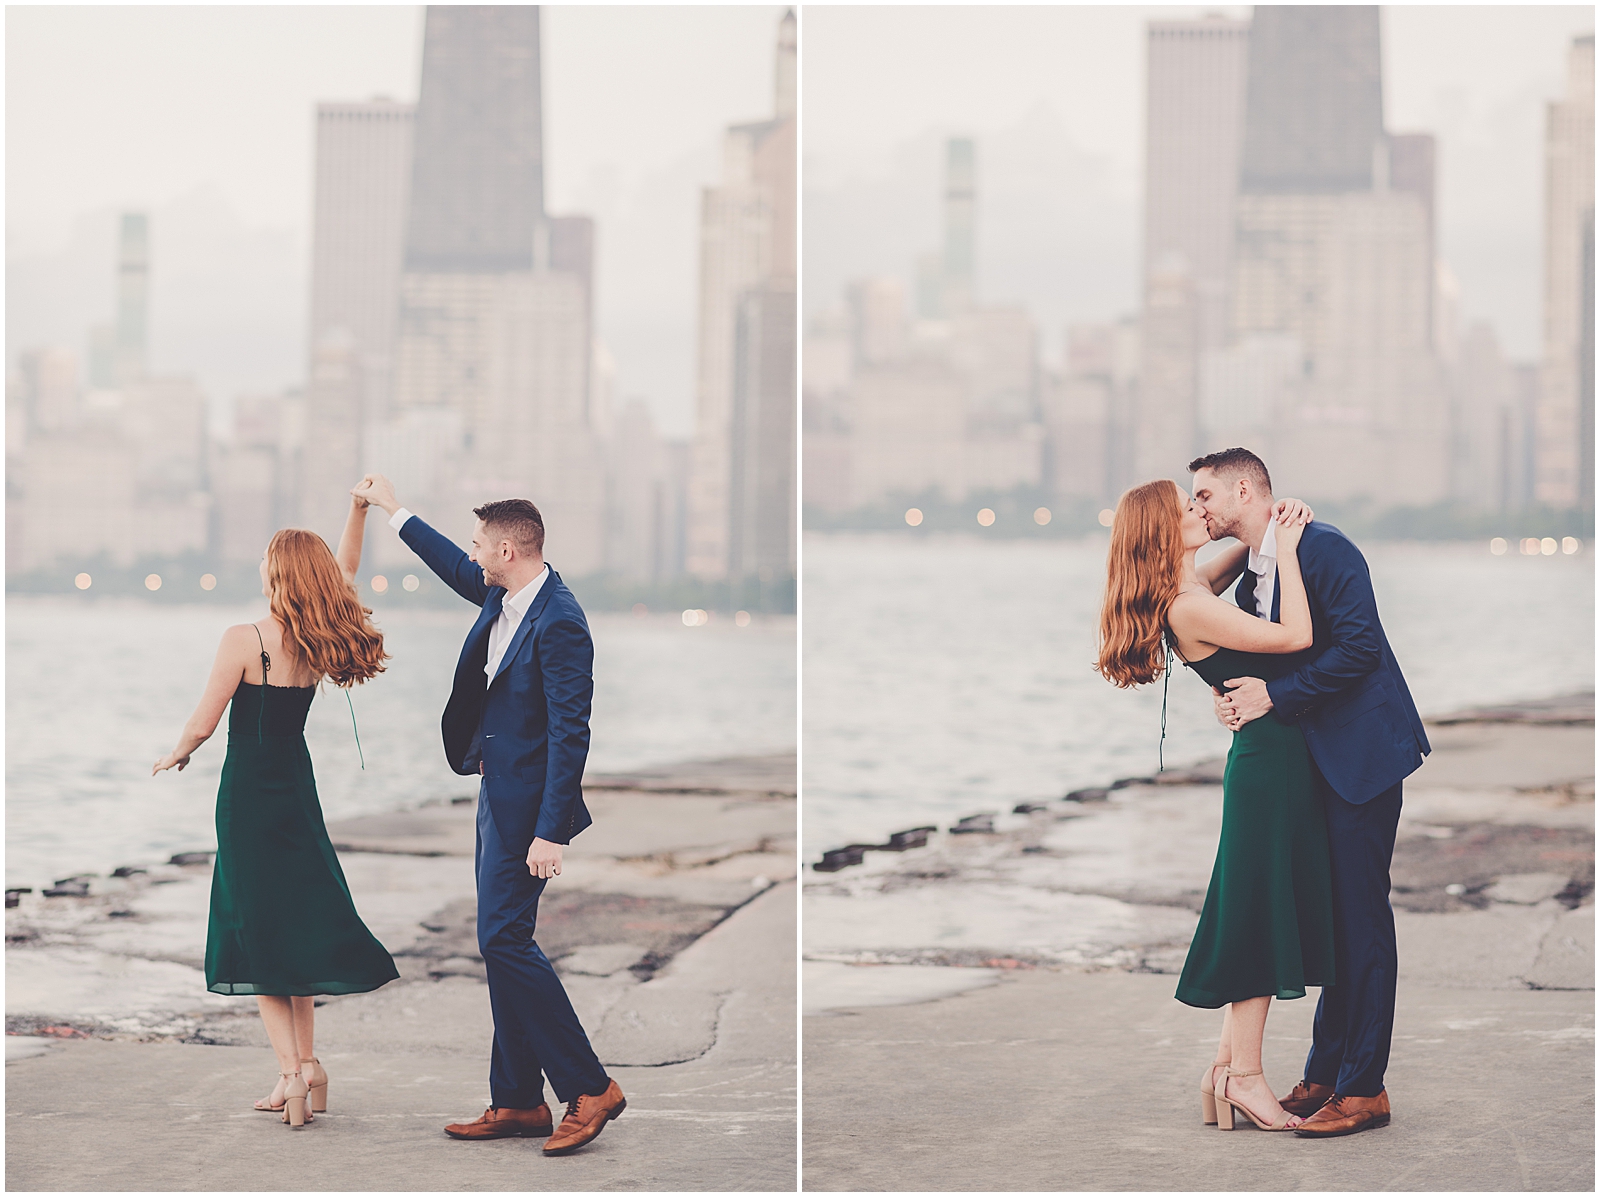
[490,568,559,687]
[465,591,505,667]
[1234,569,1256,617]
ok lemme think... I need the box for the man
[1188,447,1430,1139]
[351,473,626,1156]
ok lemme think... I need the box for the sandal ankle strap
[1225,1067,1262,1077]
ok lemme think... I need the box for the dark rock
[168,852,213,867]
[949,814,996,835]
[5,887,32,909]
[814,846,867,872]
[1013,802,1051,814]
[883,827,934,851]
[111,866,148,879]
[108,909,136,919]
[43,878,90,898]
[1064,788,1110,803]
[450,796,474,805]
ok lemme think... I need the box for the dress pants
[1303,771,1403,1098]
[475,783,609,1108]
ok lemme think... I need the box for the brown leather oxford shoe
[444,1104,554,1140]
[1293,1090,1391,1137]
[543,1080,627,1155]
[1280,1079,1336,1118]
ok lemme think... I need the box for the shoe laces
[563,1096,584,1123]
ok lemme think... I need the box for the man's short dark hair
[473,498,545,555]
[1187,447,1273,496]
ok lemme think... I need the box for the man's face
[469,520,512,588]
[1190,468,1242,542]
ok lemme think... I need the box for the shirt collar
[1248,519,1278,576]
[502,565,549,620]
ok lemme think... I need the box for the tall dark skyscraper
[1239,5,1384,194]
[404,5,545,272]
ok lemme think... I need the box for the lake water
[802,532,1594,858]
[6,598,795,887]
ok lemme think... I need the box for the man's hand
[526,837,563,881]
[1219,677,1274,730]
[351,473,401,516]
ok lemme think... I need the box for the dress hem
[208,976,398,998]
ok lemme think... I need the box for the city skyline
[804,5,1596,364]
[5,5,788,438]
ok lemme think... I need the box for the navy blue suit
[1235,521,1429,1097]
[401,514,608,1108]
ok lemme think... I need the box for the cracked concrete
[802,711,1594,1191]
[6,756,796,1191]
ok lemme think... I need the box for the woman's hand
[1274,497,1313,526]
[1276,512,1306,551]
[152,750,192,775]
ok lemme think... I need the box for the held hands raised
[350,473,400,516]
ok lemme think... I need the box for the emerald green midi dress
[204,678,399,996]
[1173,645,1336,1009]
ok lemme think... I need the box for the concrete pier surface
[802,703,1594,1192]
[6,754,797,1193]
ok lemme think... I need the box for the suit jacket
[401,515,594,848]
[1239,521,1431,805]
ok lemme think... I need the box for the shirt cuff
[388,507,413,532]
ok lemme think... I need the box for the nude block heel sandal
[1217,1067,1299,1131]
[302,1058,328,1113]
[281,1071,310,1128]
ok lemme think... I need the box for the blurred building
[917,138,978,319]
[386,5,607,570]
[606,399,688,582]
[87,214,150,390]
[686,8,797,580]
[1535,33,1595,510]
[308,99,414,420]
[1133,6,1452,505]
[1144,15,1249,353]
[214,390,304,562]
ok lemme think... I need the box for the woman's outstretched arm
[335,495,370,584]
[153,625,255,774]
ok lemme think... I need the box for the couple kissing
[1097,447,1430,1137]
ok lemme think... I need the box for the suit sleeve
[399,516,491,607]
[534,617,593,844]
[1265,533,1385,722]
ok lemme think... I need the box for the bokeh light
[403,574,420,591]
[976,508,996,527]
[1489,538,1507,555]
[74,573,92,590]
[905,508,923,527]
[1033,507,1051,525]
[371,575,389,593]
[144,574,162,591]
[200,573,217,590]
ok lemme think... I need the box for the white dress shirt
[388,506,547,681]
[1247,518,1278,621]
[484,567,548,681]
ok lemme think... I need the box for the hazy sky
[804,5,1596,361]
[6,5,786,434]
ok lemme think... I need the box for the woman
[153,494,399,1128]
[1095,480,1332,1132]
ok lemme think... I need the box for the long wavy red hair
[1095,479,1186,689]
[266,529,388,688]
